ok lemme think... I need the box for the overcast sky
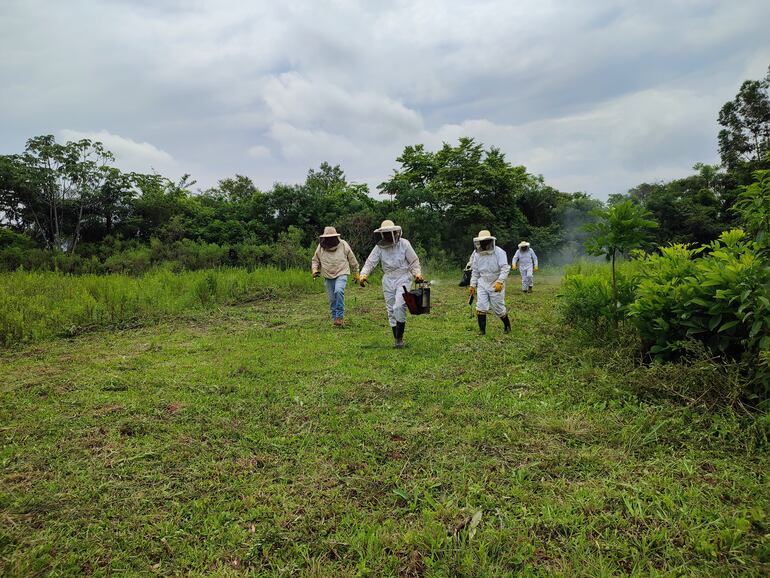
[1,0,769,199]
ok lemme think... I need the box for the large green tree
[718,66,770,172]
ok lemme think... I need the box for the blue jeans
[324,275,348,320]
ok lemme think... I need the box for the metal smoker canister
[420,283,430,313]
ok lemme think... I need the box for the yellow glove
[468,286,476,296]
[352,273,360,282]
[512,263,518,270]
[534,265,539,272]
[312,271,320,279]
[494,281,504,292]
[414,275,424,283]
[359,275,368,287]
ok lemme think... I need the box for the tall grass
[0,267,315,346]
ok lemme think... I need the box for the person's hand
[312,271,320,279]
[534,265,539,272]
[494,281,504,292]
[512,263,518,270]
[414,275,424,283]
[352,273,360,282]
[468,286,476,296]
[359,275,368,287]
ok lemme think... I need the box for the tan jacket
[312,240,359,279]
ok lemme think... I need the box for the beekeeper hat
[319,226,341,238]
[473,229,496,242]
[375,219,401,233]
[518,241,531,248]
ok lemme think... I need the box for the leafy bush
[629,230,770,399]
[558,260,638,336]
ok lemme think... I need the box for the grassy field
[1,271,768,576]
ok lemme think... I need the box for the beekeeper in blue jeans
[311,227,359,327]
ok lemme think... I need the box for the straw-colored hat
[518,241,531,248]
[320,226,341,238]
[375,220,401,233]
[474,229,496,242]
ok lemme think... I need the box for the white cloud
[58,129,176,174]
[246,144,272,160]
[1,0,769,198]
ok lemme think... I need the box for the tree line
[1,66,768,274]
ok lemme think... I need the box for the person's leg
[520,269,528,292]
[383,286,397,327]
[491,290,511,333]
[333,275,347,322]
[324,278,336,320]
[476,310,488,335]
[393,282,408,348]
[476,286,491,335]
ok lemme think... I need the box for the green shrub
[629,230,770,398]
[558,260,638,336]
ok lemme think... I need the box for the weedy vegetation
[1,269,768,576]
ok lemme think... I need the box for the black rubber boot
[391,325,398,339]
[501,315,511,334]
[394,321,406,349]
[477,314,487,336]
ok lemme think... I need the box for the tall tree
[718,66,770,171]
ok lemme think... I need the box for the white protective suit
[512,247,538,291]
[361,239,422,326]
[471,246,510,317]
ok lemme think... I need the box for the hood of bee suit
[473,229,496,255]
[374,219,402,247]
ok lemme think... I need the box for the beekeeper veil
[319,226,341,250]
[374,220,402,247]
[473,230,496,255]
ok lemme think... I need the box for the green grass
[1,272,768,576]
[0,268,316,346]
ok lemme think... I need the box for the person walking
[468,229,512,335]
[311,226,359,326]
[512,241,538,293]
[358,220,423,348]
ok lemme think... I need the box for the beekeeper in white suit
[359,220,424,348]
[512,241,539,293]
[468,230,512,335]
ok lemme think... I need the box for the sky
[1,0,769,200]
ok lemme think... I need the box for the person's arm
[511,250,519,268]
[344,241,360,276]
[532,249,538,269]
[311,246,321,275]
[497,248,511,282]
[403,240,422,279]
[360,245,381,278]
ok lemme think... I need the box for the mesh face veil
[474,238,496,254]
[376,230,401,247]
[320,236,341,250]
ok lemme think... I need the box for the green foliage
[583,200,657,322]
[558,260,639,336]
[629,230,770,398]
[0,268,315,346]
[379,137,596,263]
[733,168,770,250]
[583,200,658,261]
[718,66,770,171]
